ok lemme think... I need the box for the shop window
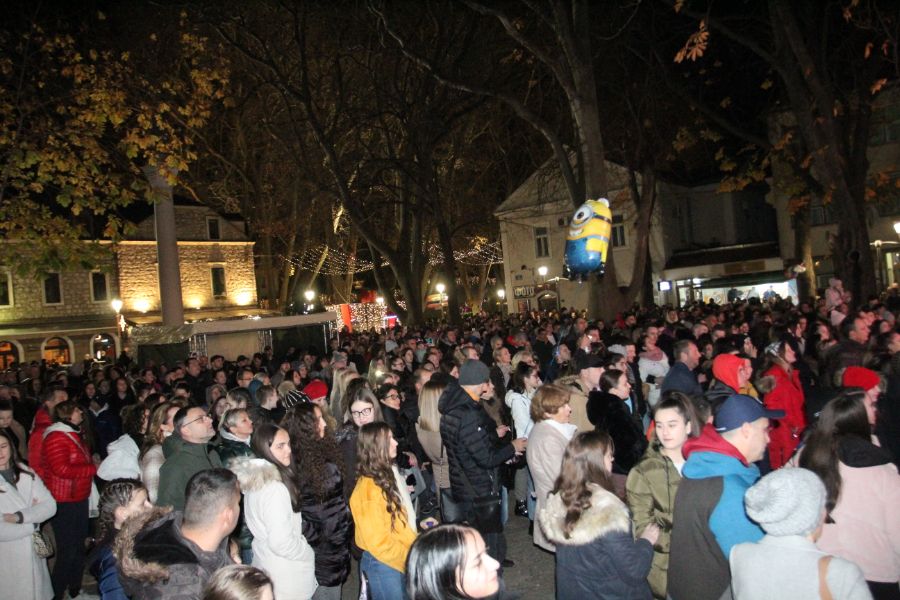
[91,333,116,361]
[42,337,71,365]
[0,341,19,369]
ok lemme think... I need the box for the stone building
[0,198,258,367]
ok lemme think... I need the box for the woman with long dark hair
[760,340,806,469]
[405,524,514,600]
[0,429,57,599]
[89,479,151,600]
[335,387,383,498]
[232,423,316,600]
[42,400,97,600]
[350,422,417,599]
[539,431,658,600]
[799,390,900,599]
[283,403,351,600]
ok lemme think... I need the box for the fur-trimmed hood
[539,483,632,546]
[113,506,179,583]
[229,457,282,493]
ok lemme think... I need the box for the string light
[280,239,503,277]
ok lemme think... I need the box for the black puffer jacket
[299,461,352,587]
[439,382,515,502]
[587,391,647,475]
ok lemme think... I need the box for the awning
[128,311,338,345]
[697,270,788,289]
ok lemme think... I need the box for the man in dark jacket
[439,359,527,565]
[660,340,703,398]
[157,407,221,511]
[115,469,238,600]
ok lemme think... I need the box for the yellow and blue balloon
[564,198,612,282]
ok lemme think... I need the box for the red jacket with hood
[762,365,805,469]
[42,422,96,502]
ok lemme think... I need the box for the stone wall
[132,206,248,242]
[117,242,257,313]
[0,256,119,324]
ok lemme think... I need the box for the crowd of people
[0,287,898,600]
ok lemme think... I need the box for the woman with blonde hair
[415,381,452,519]
[540,431,658,599]
[350,422,418,599]
[329,368,359,425]
[525,384,577,551]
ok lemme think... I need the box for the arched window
[91,334,116,362]
[42,337,71,366]
[0,341,20,369]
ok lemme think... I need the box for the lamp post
[303,290,315,313]
[497,288,506,317]
[435,283,446,320]
[110,298,124,353]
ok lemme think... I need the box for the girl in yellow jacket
[350,422,417,599]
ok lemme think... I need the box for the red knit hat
[303,379,328,401]
[841,366,880,391]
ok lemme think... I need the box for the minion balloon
[564,198,612,282]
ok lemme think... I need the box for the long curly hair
[282,403,344,502]
[357,422,406,532]
[552,430,615,539]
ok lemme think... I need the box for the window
[207,217,221,240]
[211,266,227,297]
[611,215,627,247]
[42,273,62,305]
[534,226,550,258]
[90,272,109,302]
[0,271,11,307]
[42,337,71,365]
[0,341,19,369]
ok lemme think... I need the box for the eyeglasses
[383,393,400,400]
[351,407,374,419]
[181,414,210,428]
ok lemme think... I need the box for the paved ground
[341,512,556,600]
[78,512,555,599]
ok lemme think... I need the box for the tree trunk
[792,205,816,301]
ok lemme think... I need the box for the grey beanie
[744,468,825,537]
[458,359,491,386]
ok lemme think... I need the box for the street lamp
[537,265,548,278]
[110,298,124,352]
[375,295,384,305]
[435,283,446,320]
[304,290,315,302]
[894,221,900,236]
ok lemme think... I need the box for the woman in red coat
[761,341,806,469]
[41,400,97,600]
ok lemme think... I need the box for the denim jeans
[361,551,405,600]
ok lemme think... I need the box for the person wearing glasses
[156,406,222,510]
[336,387,383,498]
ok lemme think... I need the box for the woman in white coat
[232,422,317,600]
[0,429,57,600]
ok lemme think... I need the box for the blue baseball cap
[715,394,785,433]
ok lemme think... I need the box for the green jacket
[625,442,682,600]
[214,435,255,467]
[156,440,222,511]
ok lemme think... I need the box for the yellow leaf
[871,78,887,95]
[720,97,732,108]
[864,42,873,58]
[760,79,773,90]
